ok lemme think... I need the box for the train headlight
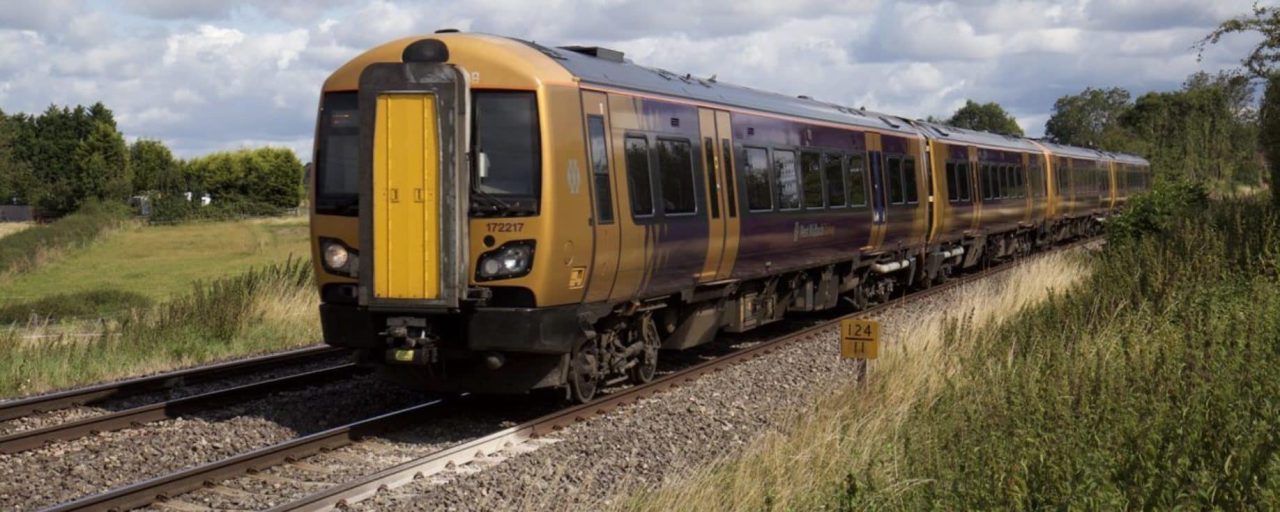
[320,238,358,277]
[476,241,535,281]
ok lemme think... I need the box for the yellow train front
[310,33,606,398]
[309,32,1151,402]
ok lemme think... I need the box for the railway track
[39,238,1100,512]
[0,345,343,423]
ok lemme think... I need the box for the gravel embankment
[0,350,349,437]
[0,373,429,511]
[350,277,998,511]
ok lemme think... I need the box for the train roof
[910,120,1044,153]
[1034,140,1110,161]
[1108,152,1151,166]
[527,40,920,136]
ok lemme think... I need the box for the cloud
[0,0,1265,157]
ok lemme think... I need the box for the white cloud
[0,0,1265,156]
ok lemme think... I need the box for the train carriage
[310,32,1151,401]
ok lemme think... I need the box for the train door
[867,132,888,249]
[696,108,732,282]
[581,91,620,303]
[714,111,740,280]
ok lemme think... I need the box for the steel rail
[0,345,343,422]
[0,364,362,454]
[43,237,1100,512]
[272,237,1102,512]
[39,399,451,512]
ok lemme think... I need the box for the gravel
[345,282,988,512]
[0,350,349,437]
[0,373,430,511]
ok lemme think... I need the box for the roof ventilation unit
[560,45,625,63]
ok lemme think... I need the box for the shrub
[0,200,130,276]
[1107,177,1209,243]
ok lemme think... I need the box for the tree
[1044,87,1132,148]
[944,100,1024,137]
[1201,5,1280,201]
[0,109,35,205]
[1261,73,1280,205]
[71,122,131,204]
[130,139,177,193]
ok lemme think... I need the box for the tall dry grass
[0,258,320,397]
[625,251,1091,512]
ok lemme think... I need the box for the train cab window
[315,92,359,216]
[624,136,654,216]
[903,157,919,204]
[657,138,696,215]
[473,92,541,214]
[887,156,904,204]
[775,149,800,210]
[801,151,825,209]
[945,162,959,202]
[744,146,772,211]
[722,140,737,217]
[847,153,867,206]
[703,137,720,219]
[587,116,613,224]
[824,153,846,207]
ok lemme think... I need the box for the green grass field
[0,215,311,307]
[0,222,32,239]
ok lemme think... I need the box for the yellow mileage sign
[839,318,881,360]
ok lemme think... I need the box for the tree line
[936,6,1280,204]
[0,102,303,217]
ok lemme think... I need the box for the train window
[801,151,825,209]
[1015,165,1024,198]
[904,157,919,204]
[316,91,359,216]
[625,136,655,216]
[703,137,720,219]
[744,147,772,211]
[824,153,846,207]
[957,162,971,201]
[979,163,991,200]
[887,157,904,204]
[945,162,958,202]
[1056,159,1068,194]
[847,153,867,206]
[775,150,800,210]
[587,116,614,224]
[657,138,696,215]
[722,140,737,217]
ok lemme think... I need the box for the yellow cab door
[373,93,440,299]
[582,91,621,303]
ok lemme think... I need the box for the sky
[0,0,1267,160]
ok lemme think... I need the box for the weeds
[628,198,1280,511]
[0,257,319,397]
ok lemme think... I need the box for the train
[309,31,1152,402]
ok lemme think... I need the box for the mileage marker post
[839,318,880,383]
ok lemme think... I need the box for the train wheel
[568,341,600,403]
[628,315,660,384]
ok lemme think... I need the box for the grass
[0,214,310,308]
[627,197,1280,511]
[0,222,32,239]
[0,258,320,397]
[0,201,130,278]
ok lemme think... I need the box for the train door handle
[415,188,424,203]
[390,188,399,203]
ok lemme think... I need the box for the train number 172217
[485,222,525,233]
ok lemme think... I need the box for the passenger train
[310,32,1152,401]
